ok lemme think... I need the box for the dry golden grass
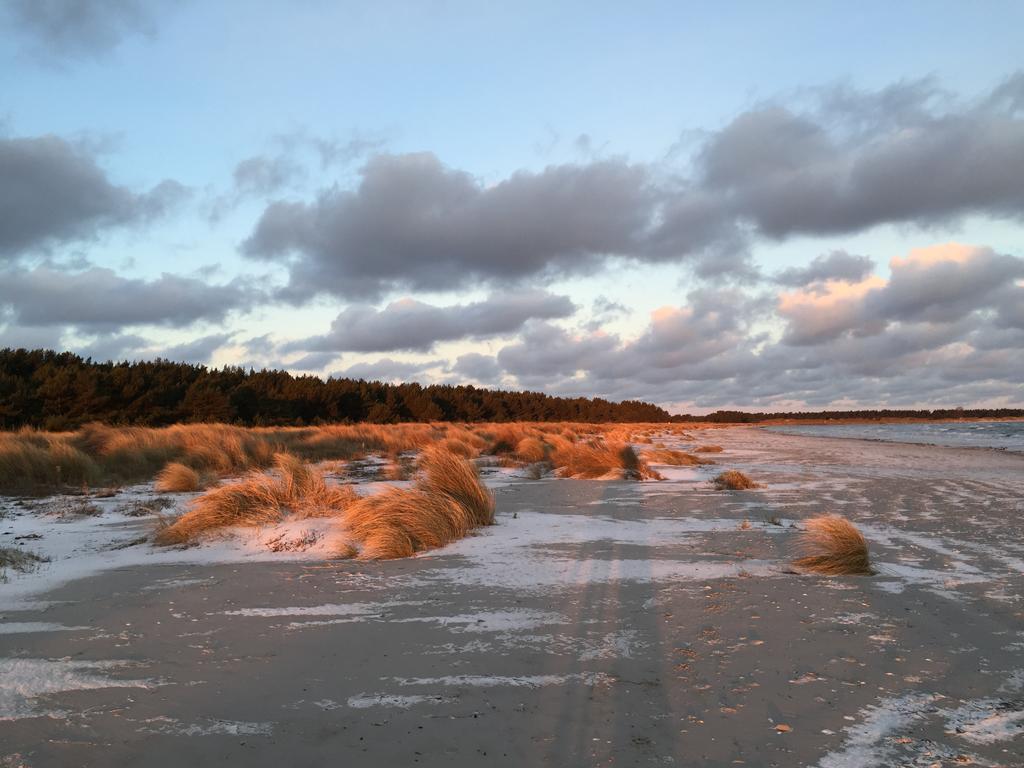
[416,445,495,527]
[154,462,203,493]
[695,444,724,453]
[644,447,714,466]
[154,453,356,545]
[0,420,689,493]
[791,515,871,575]
[0,429,101,491]
[438,436,478,459]
[551,440,659,480]
[514,436,549,464]
[343,446,494,559]
[712,470,761,490]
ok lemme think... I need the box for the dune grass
[644,447,714,466]
[154,462,207,493]
[791,515,872,575]
[0,546,49,579]
[342,445,494,559]
[0,420,702,493]
[712,470,761,490]
[155,444,494,559]
[551,440,660,480]
[154,453,357,545]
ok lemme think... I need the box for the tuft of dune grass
[154,453,356,545]
[712,470,761,490]
[514,436,549,464]
[644,448,714,466]
[551,440,660,480]
[791,515,871,575]
[154,462,205,493]
[343,446,494,559]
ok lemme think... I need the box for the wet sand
[2,428,1023,767]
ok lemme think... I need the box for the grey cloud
[780,246,1024,345]
[774,251,875,287]
[870,248,1024,324]
[449,352,503,384]
[293,290,576,353]
[242,75,1024,299]
[5,0,167,61]
[287,351,341,371]
[0,134,186,258]
[699,75,1024,238]
[0,316,64,351]
[75,332,150,362]
[243,152,654,300]
[480,253,1023,410]
[156,333,232,365]
[497,321,619,379]
[330,357,444,383]
[233,155,303,198]
[0,265,257,330]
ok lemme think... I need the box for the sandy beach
[2,427,1023,767]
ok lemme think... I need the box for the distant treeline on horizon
[1,349,1020,430]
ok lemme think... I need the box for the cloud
[232,154,303,199]
[241,74,1024,300]
[243,152,655,300]
[449,352,503,384]
[155,332,233,365]
[473,244,1024,410]
[0,134,186,259]
[4,0,167,61]
[778,244,1024,344]
[292,290,576,353]
[774,251,875,287]
[0,265,258,330]
[329,357,444,383]
[698,75,1024,238]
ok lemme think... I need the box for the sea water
[765,421,1024,452]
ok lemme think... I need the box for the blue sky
[1,1,1023,412]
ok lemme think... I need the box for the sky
[1,0,1023,414]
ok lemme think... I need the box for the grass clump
[154,453,357,545]
[550,440,660,480]
[712,470,761,490]
[343,446,495,560]
[644,448,713,466]
[154,462,211,493]
[0,546,49,580]
[791,515,872,575]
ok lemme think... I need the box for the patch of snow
[0,622,89,634]
[347,693,455,709]
[0,657,155,720]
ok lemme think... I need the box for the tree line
[1,349,1019,430]
[0,348,671,429]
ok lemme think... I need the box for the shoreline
[756,423,1024,456]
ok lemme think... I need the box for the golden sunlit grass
[343,446,494,559]
[0,430,101,491]
[791,515,872,575]
[154,462,206,493]
[0,420,704,493]
[154,453,357,545]
[712,470,761,490]
[155,443,494,558]
[551,440,660,480]
[644,447,714,466]
[514,436,549,463]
